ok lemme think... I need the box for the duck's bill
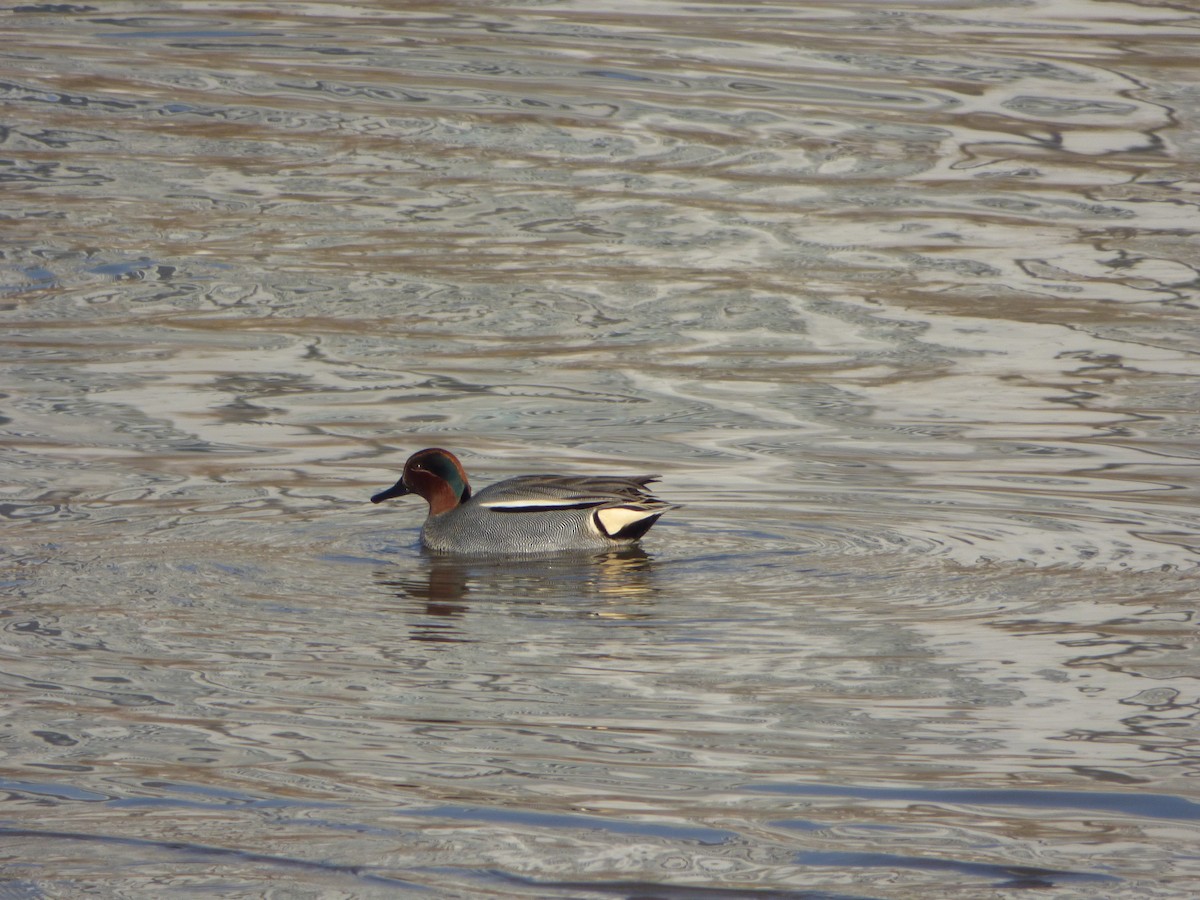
[370,482,411,503]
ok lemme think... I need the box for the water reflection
[374,547,659,642]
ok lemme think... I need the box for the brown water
[2,1,1199,897]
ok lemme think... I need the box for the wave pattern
[2,0,1199,896]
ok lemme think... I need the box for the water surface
[2,1,1199,896]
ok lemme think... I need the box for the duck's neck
[409,471,463,516]
[427,480,462,515]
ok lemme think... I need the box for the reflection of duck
[371,448,675,554]
[375,546,658,618]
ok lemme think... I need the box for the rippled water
[2,1,1199,896]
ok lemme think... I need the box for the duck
[370,447,674,554]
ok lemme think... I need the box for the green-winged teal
[370,448,674,554]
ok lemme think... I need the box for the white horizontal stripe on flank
[480,499,597,509]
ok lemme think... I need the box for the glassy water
[2,1,1198,896]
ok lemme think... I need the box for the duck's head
[371,447,472,515]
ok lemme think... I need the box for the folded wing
[475,475,674,539]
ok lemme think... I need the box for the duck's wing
[473,474,669,512]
